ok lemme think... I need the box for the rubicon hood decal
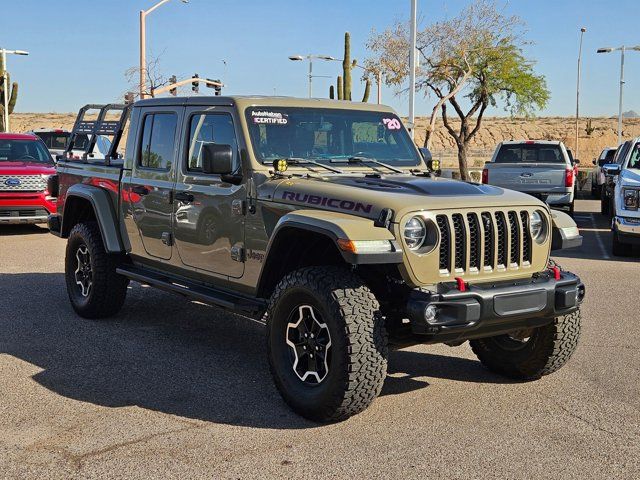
[281,190,373,213]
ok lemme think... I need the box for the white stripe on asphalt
[590,213,611,260]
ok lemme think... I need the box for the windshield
[495,144,565,163]
[245,107,421,167]
[0,139,54,164]
[626,142,640,169]
[33,132,90,151]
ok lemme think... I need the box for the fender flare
[550,210,583,251]
[265,209,402,264]
[62,184,124,253]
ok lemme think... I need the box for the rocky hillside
[11,113,640,168]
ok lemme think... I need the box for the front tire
[470,308,581,380]
[65,222,128,319]
[266,266,388,422]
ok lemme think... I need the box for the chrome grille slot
[451,214,466,270]
[467,213,480,270]
[436,215,450,270]
[520,211,532,263]
[495,212,508,267]
[508,211,520,265]
[481,212,494,268]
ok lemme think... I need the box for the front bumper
[0,207,52,224]
[0,193,56,225]
[406,269,585,344]
[614,216,640,245]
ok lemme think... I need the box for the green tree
[366,0,549,180]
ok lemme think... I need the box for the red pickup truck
[0,132,57,225]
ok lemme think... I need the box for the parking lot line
[589,213,611,260]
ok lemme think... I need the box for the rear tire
[612,229,632,257]
[600,194,610,216]
[470,308,581,380]
[65,222,128,319]
[266,266,388,422]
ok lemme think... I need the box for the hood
[620,168,640,187]
[0,161,56,176]
[266,173,547,221]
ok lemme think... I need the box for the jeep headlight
[529,210,547,243]
[404,216,426,250]
[623,188,639,211]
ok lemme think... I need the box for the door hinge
[161,232,173,246]
[230,244,245,262]
[232,199,246,216]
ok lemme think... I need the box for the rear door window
[495,144,564,163]
[138,113,178,170]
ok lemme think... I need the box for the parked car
[482,140,577,214]
[28,128,112,160]
[49,98,584,422]
[603,137,640,255]
[591,147,616,198]
[601,140,632,217]
[0,132,57,224]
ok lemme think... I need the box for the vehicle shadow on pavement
[0,225,49,236]
[382,349,511,396]
[0,273,318,429]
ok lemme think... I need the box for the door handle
[174,191,195,203]
[131,185,150,195]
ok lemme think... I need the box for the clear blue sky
[2,0,639,117]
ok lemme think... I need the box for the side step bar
[116,264,266,318]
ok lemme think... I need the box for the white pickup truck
[603,137,640,256]
[482,140,577,214]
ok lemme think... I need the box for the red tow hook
[455,277,467,292]
[550,266,561,280]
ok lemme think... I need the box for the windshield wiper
[263,157,344,174]
[330,156,404,174]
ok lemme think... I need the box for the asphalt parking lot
[0,198,638,479]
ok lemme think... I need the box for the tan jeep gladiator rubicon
[48,97,585,422]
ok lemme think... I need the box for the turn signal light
[481,168,489,184]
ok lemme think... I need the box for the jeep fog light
[337,239,393,254]
[424,304,438,324]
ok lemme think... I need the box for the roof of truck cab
[0,132,39,140]
[133,95,397,113]
[499,140,563,146]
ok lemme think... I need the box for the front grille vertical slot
[467,213,481,270]
[481,212,494,269]
[495,212,508,268]
[520,211,532,263]
[451,214,466,271]
[508,211,520,266]
[436,215,450,271]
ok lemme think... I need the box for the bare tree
[123,53,171,100]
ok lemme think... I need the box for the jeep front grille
[436,210,533,275]
[0,175,47,192]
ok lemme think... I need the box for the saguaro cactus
[0,55,19,131]
[329,32,370,103]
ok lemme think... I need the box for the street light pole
[288,54,335,98]
[618,46,625,146]
[597,44,640,145]
[408,0,418,138]
[575,27,586,160]
[0,48,29,133]
[139,0,188,100]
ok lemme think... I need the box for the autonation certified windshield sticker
[250,110,289,125]
[382,118,401,130]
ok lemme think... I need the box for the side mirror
[573,159,580,165]
[202,143,234,175]
[592,159,597,166]
[602,163,621,176]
